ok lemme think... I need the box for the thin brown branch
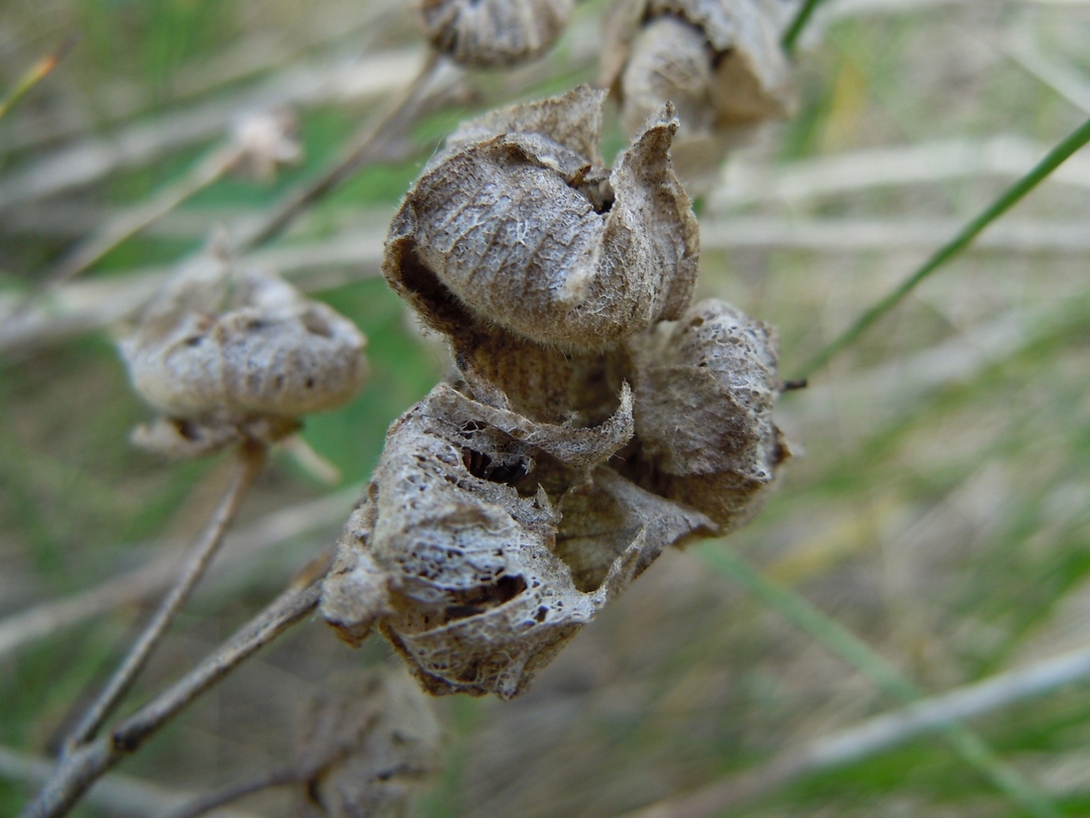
[156,768,300,818]
[0,744,260,818]
[19,560,327,818]
[64,441,267,750]
[231,51,451,253]
[44,142,246,289]
[0,484,358,661]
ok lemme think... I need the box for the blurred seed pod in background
[296,668,442,818]
[417,0,575,67]
[601,0,797,193]
[120,263,368,457]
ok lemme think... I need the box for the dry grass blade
[617,639,1090,818]
[800,113,1090,377]
[694,544,1062,818]
[229,51,452,253]
[710,136,1090,211]
[0,48,428,214]
[42,141,247,289]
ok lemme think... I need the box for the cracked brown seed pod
[601,0,797,190]
[417,0,574,67]
[321,383,713,699]
[384,85,699,356]
[120,262,368,457]
[296,668,441,818]
[626,298,790,530]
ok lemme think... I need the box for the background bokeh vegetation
[3,0,1090,816]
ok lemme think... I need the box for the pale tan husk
[321,87,790,700]
[120,263,368,458]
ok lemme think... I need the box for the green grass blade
[799,114,1090,379]
[698,542,1064,818]
[783,0,827,55]
[0,35,76,122]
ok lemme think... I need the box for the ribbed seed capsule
[120,264,367,456]
[418,0,574,67]
[321,383,712,698]
[384,85,699,352]
[602,0,797,190]
[627,298,790,531]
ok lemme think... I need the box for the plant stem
[43,142,247,289]
[696,543,1063,818]
[782,0,826,55]
[800,113,1090,379]
[156,768,299,818]
[231,51,448,254]
[64,441,267,751]
[19,564,325,818]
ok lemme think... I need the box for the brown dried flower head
[601,0,797,188]
[322,87,790,700]
[418,0,574,67]
[120,263,368,457]
[626,298,790,531]
[321,384,713,699]
[384,85,699,352]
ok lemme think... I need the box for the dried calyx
[601,0,797,190]
[120,262,368,458]
[418,0,574,67]
[295,668,441,818]
[322,86,789,700]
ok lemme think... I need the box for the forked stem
[20,559,326,818]
[64,440,267,751]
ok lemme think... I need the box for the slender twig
[0,48,429,214]
[231,51,448,254]
[156,768,300,818]
[697,543,1063,818]
[800,113,1090,379]
[0,34,77,121]
[783,0,827,54]
[0,744,260,818]
[0,484,358,661]
[19,560,327,818]
[617,638,1090,818]
[64,441,267,750]
[43,142,247,289]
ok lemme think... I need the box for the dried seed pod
[384,85,699,353]
[620,16,716,141]
[627,298,790,530]
[296,669,441,818]
[418,0,574,67]
[602,0,796,190]
[321,383,712,699]
[120,263,367,456]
